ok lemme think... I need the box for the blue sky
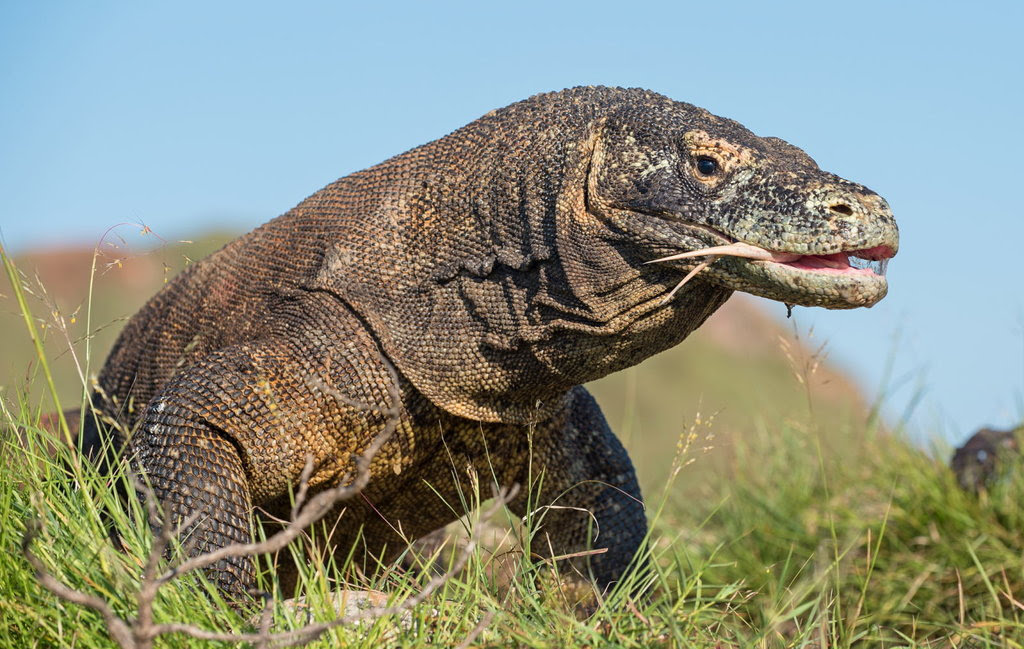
[1,1,1021,443]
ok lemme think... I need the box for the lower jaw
[709,262,890,309]
[780,261,877,276]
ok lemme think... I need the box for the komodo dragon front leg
[125,296,405,598]
[391,386,645,591]
[507,386,646,589]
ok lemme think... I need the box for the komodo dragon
[77,86,898,599]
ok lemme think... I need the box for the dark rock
[951,426,1023,492]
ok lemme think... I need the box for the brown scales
[77,86,898,598]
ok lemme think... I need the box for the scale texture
[80,86,898,597]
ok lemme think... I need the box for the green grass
[3,240,1024,647]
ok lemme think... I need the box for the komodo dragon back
[80,86,897,598]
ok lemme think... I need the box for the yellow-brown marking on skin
[684,130,757,164]
[638,159,672,180]
[683,129,757,185]
[580,122,612,221]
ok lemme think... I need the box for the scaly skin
[81,86,898,598]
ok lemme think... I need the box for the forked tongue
[646,242,801,265]
[649,242,890,277]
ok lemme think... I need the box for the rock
[951,426,1023,492]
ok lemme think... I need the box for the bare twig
[146,486,517,647]
[24,356,519,648]
[254,592,276,649]
[454,608,497,649]
[22,522,135,649]
[25,485,517,648]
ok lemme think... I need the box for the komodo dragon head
[584,96,898,309]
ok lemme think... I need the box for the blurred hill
[0,230,874,492]
[0,229,235,413]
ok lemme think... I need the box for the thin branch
[23,522,136,649]
[454,608,497,649]
[25,485,517,648]
[290,456,316,523]
[150,485,518,647]
[24,356,519,648]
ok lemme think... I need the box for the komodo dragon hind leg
[508,386,647,593]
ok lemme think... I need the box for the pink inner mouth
[647,242,896,282]
[775,245,895,276]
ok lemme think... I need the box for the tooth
[850,256,889,276]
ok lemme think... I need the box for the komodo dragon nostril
[829,203,854,216]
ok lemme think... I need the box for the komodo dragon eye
[695,156,719,176]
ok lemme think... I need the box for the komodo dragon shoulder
[79,86,898,598]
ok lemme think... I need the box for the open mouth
[646,239,896,302]
[769,245,893,277]
[649,241,894,276]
